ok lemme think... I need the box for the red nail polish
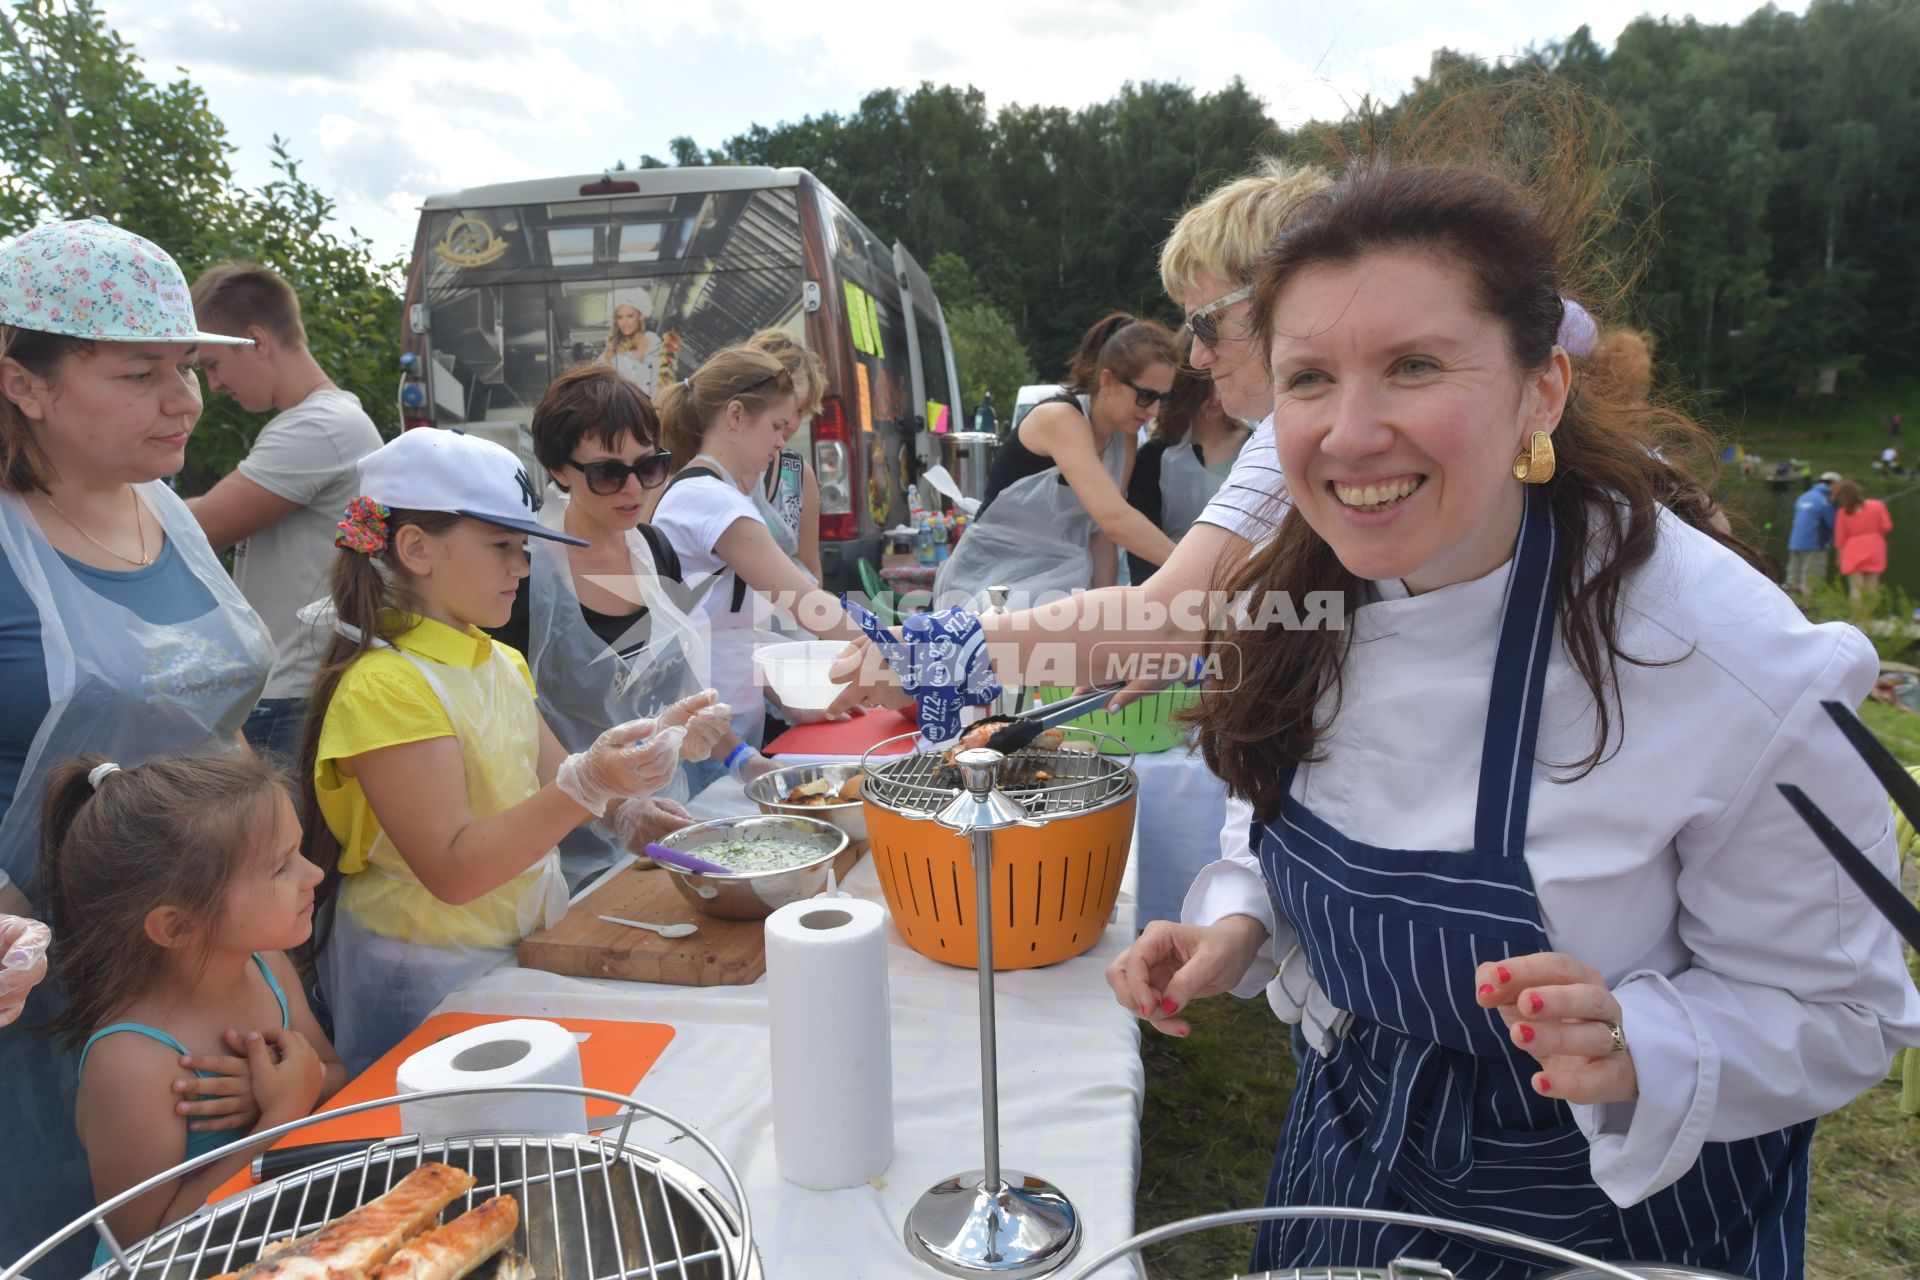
[1496,966,1511,984]
[1140,1003,1150,1016]
[1160,998,1178,1015]
[1478,983,1495,997]
[1517,1023,1535,1043]
[1177,1028,1188,1038]
[1529,993,1544,1015]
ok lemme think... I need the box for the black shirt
[489,523,684,659]
[979,393,1081,516]
[1125,438,1180,583]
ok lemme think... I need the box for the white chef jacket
[1183,505,1920,1207]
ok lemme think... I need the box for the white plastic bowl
[752,640,845,711]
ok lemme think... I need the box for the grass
[1724,375,1920,483]
[1136,705,1920,1279]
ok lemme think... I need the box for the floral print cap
[0,216,253,345]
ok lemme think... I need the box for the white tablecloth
[438,776,1147,1279]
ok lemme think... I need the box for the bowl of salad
[654,814,850,920]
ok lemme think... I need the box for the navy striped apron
[1249,487,1812,1279]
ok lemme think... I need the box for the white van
[397,167,963,591]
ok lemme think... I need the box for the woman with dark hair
[933,312,1179,607]
[488,364,752,888]
[1831,478,1892,604]
[1125,330,1251,582]
[1107,159,1920,1278]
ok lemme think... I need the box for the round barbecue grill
[5,1084,759,1280]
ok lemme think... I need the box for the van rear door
[893,244,963,458]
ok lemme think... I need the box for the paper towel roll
[396,1018,588,1141]
[765,897,894,1189]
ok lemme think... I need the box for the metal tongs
[980,684,1125,754]
[1777,700,1920,950]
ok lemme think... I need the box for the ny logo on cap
[514,466,537,513]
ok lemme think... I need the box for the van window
[412,186,805,424]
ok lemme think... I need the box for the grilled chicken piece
[371,1196,519,1280]
[214,1164,475,1280]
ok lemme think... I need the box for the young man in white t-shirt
[186,263,383,760]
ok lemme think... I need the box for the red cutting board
[208,1012,673,1202]
[765,706,918,757]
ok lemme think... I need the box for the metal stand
[904,748,1082,1278]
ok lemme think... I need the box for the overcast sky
[109,0,1805,261]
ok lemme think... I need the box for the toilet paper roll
[765,897,894,1189]
[396,1018,588,1141]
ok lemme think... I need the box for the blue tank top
[79,954,289,1265]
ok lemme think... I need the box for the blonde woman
[744,327,824,583]
[603,287,662,396]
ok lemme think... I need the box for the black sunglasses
[567,452,671,495]
[1119,375,1172,409]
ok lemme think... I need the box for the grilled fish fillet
[371,1197,519,1280]
[215,1164,476,1280]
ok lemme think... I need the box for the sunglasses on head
[567,451,671,495]
[1119,376,1172,409]
[1187,283,1254,349]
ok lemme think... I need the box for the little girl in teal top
[39,753,347,1255]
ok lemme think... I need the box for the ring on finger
[1607,1020,1627,1054]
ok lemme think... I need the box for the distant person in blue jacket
[1786,470,1841,594]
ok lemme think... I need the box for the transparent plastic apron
[1158,436,1242,544]
[319,641,568,1075]
[676,456,785,745]
[526,485,706,888]
[0,481,271,1271]
[933,395,1125,609]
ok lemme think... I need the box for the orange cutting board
[516,847,865,986]
[764,706,917,757]
[209,1012,672,1202]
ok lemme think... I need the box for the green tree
[0,0,401,492]
[929,252,1035,423]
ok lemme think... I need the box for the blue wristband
[724,743,753,773]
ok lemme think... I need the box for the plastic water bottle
[932,513,951,564]
[916,514,937,566]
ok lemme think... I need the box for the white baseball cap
[1820,471,1842,483]
[356,427,586,546]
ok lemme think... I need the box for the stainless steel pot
[655,814,850,920]
[941,431,999,505]
[744,761,868,843]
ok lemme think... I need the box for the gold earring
[1512,431,1556,484]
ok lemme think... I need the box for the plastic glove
[605,796,696,853]
[0,914,51,1029]
[657,690,733,762]
[555,719,687,816]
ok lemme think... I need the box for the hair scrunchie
[335,496,391,554]
[87,762,122,790]
[1557,298,1600,359]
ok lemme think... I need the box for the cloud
[126,0,528,79]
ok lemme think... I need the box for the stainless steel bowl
[656,814,850,920]
[744,762,868,843]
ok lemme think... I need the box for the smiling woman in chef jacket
[1109,158,1920,1280]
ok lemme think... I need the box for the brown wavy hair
[1192,158,1759,821]
[37,753,294,1047]
[1150,330,1233,447]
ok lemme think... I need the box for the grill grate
[94,1134,756,1280]
[862,731,1135,819]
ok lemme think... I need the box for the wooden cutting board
[516,845,866,986]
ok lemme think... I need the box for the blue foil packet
[842,598,1002,745]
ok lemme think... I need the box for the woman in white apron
[0,217,273,1274]
[652,346,863,746]
[934,312,1181,610]
[491,364,724,886]
[1125,331,1250,583]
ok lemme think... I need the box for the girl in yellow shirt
[298,429,727,1071]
